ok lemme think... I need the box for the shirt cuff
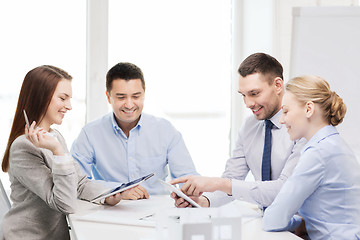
[87,198,105,205]
[52,153,76,175]
[287,215,302,232]
[231,179,254,202]
[203,190,234,207]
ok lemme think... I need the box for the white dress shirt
[204,110,306,207]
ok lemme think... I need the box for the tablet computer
[91,173,154,203]
[158,179,202,208]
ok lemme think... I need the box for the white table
[68,195,301,240]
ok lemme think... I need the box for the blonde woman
[263,75,360,240]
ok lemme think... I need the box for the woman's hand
[105,189,135,205]
[25,121,64,156]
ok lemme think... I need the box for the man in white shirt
[170,53,306,208]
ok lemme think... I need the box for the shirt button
[131,175,134,178]
[129,157,133,160]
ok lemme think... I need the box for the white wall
[290,6,360,160]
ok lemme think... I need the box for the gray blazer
[2,130,107,240]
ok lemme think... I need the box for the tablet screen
[110,175,150,193]
[158,179,202,208]
[91,173,154,203]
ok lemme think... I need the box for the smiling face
[106,78,145,131]
[280,91,309,141]
[40,79,72,130]
[238,73,283,120]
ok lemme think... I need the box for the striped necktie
[261,119,273,181]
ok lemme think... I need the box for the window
[108,0,232,176]
[0,0,86,189]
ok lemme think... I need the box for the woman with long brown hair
[2,65,124,239]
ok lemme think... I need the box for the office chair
[0,178,11,240]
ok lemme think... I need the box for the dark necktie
[262,119,273,181]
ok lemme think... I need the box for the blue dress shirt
[263,125,360,240]
[70,112,198,195]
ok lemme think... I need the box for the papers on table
[71,195,261,229]
[72,195,172,227]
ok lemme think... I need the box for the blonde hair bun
[286,75,346,126]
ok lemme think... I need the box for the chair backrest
[0,178,11,239]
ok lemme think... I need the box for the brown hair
[2,65,72,172]
[286,75,346,126]
[238,52,283,84]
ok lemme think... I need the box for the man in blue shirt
[71,62,198,200]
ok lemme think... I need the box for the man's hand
[122,185,149,200]
[170,193,210,208]
[104,186,149,205]
[169,175,232,197]
[104,192,124,205]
